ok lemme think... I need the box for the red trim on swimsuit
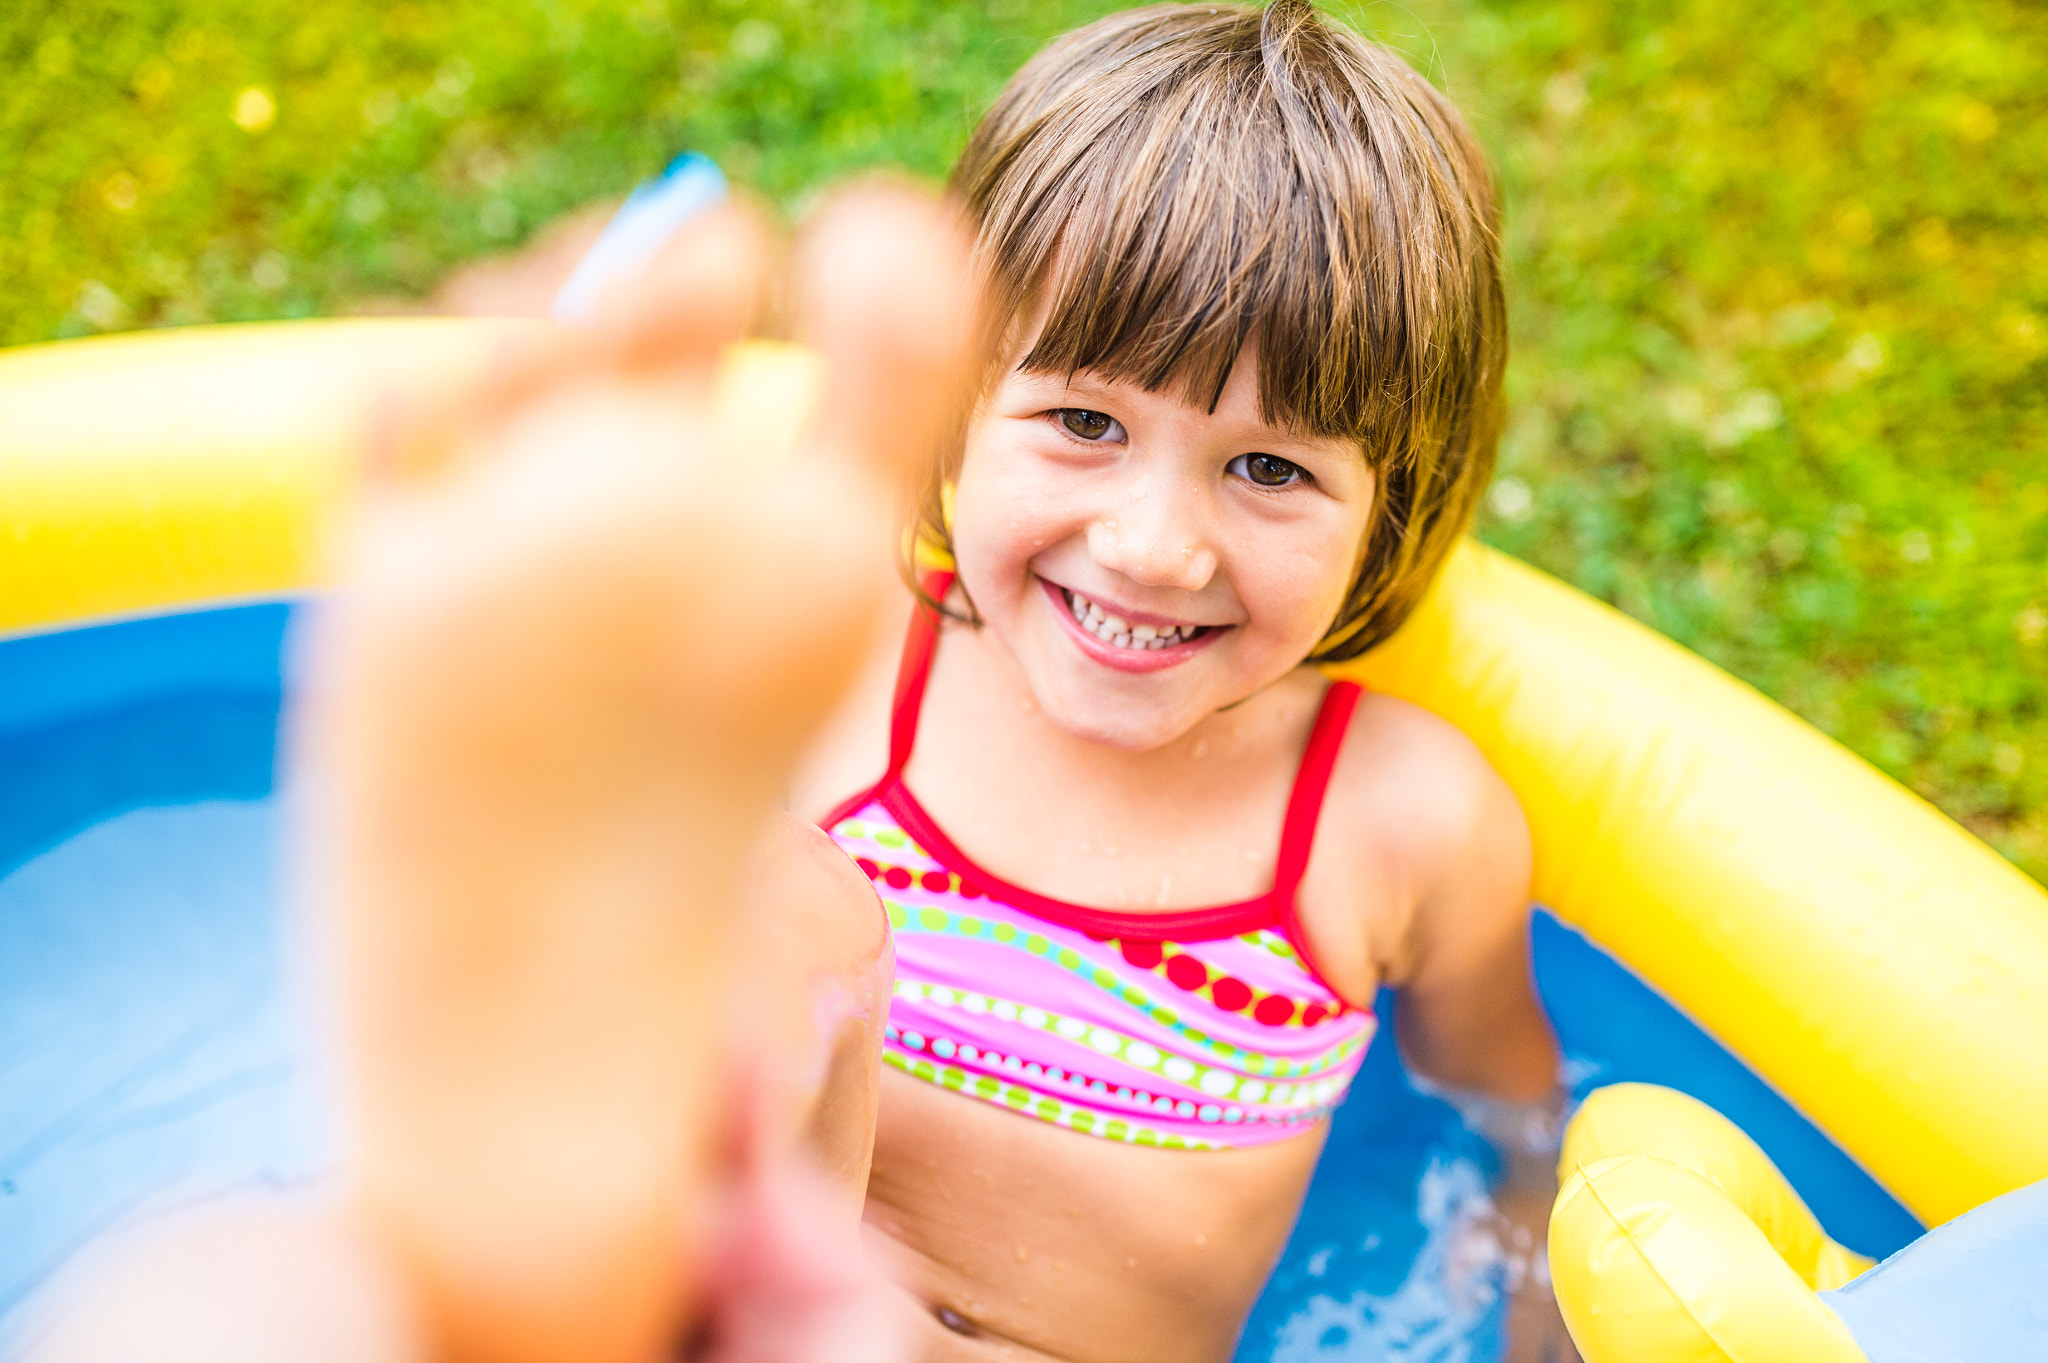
[821,572,1365,984]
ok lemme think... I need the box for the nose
[1084,468,1219,593]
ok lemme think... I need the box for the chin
[1044,702,1192,752]
[1032,673,1213,753]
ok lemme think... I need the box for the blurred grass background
[3,0,2042,883]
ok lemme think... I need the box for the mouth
[1039,579,1224,673]
[1060,586,1211,650]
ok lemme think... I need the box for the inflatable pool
[2,318,2044,1361]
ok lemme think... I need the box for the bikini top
[821,576,1378,1151]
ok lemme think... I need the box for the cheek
[1237,515,1368,640]
[949,433,1085,579]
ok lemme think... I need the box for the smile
[1037,579,1226,675]
[1060,587,1209,650]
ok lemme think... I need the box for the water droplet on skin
[1013,1243,1032,1262]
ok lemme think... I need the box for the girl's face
[950,348,1377,751]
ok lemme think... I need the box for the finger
[367,202,776,488]
[793,180,989,488]
[367,325,587,488]
[591,197,780,377]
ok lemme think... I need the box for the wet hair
[919,0,1507,660]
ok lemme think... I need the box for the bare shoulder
[1335,691,1524,857]
[1294,686,1532,1000]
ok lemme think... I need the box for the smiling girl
[788,3,1561,1358]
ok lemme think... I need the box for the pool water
[0,602,1922,1357]
[1239,1048,1512,1362]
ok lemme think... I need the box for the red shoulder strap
[1271,680,1365,904]
[885,570,954,781]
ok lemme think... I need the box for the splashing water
[1267,1156,1507,1363]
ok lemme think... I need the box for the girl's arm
[1345,716,1577,1361]
[1382,723,1558,1104]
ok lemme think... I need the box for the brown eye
[1231,453,1307,488]
[1056,408,1122,441]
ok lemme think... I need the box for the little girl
[789,3,1560,1357]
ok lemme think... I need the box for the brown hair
[921,0,1506,660]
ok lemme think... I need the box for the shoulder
[1295,684,1531,996]
[1331,688,1525,863]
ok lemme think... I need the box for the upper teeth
[1064,589,1202,650]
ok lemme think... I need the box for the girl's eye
[1054,408,1125,443]
[1230,453,1309,488]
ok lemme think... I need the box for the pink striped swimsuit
[822,578,1378,1151]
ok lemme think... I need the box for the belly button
[935,1306,979,1337]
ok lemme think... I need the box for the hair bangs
[974,18,1391,446]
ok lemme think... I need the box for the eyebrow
[1018,370,1122,404]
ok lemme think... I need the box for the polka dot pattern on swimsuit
[834,807,1377,1149]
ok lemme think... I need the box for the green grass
[4,0,2043,882]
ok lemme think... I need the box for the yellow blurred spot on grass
[233,86,276,133]
[1956,101,1999,142]
[103,173,139,212]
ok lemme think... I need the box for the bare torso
[867,1069,1327,1361]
